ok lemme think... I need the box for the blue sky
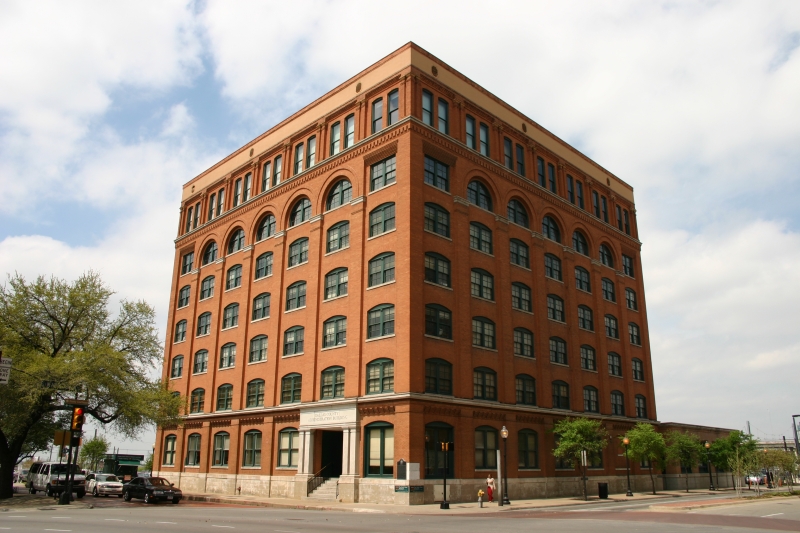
[1,0,799,455]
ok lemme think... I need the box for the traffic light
[70,407,85,432]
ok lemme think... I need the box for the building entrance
[320,430,343,478]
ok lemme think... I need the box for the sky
[1,0,799,456]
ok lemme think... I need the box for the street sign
[0,357,11,385]
[67,399,89,406]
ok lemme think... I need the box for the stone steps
[308,478,339,500]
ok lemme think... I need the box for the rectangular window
[261,161,271,192]
[422,90,433,126]
[243,174,251,202]
[479,123,489,156]
[294,143,304,175]
[516,144,525,175]
[184,206,193,233]
[216,188,225,216]
[208,193,216,220]
[537,157,546,187]
[181,252,194,275]
[623,255,635,277]
[465,115,476,149]
[616,205,623,231]
[423,156,449,192]
[273,155,282,185]
[601,195,608,222]
[371,98,383,133]
[592,191,600,218]
[567,176,575,203]
[548,163,556,193]
[193,202,201,228]
[306,136,316,168]
[437,98,449,134]
[576,181,584,209]
[624,210,630,234]
[344,114,355,148]
[233,179,242,207]
[330,122,341,156]
[503,138,513,169]
[370,156,396,191]
[388,90,399,125]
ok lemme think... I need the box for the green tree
[623,423,666,494]
[666,430,703,493]
[78,436,109,472]
[553,417,609,501]
[0,272,182,499]
[143,452,153,473]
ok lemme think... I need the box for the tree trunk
[582,464,588,501]
[0,447,18,499]
[685,472,689,493]
[648,464,656,495]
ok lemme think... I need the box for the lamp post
[763,448,773,489]
[440,441,450,510]
[622,437,633,497]
[704,441,715,491]
[500,426,510,505]
[792,415,800,458]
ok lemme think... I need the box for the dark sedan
[123,476,182,504]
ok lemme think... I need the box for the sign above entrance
[299,404,358,429]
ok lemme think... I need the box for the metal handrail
[306,463,330,496]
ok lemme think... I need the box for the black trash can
[598,482,609,499]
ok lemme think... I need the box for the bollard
[478,489,485,508]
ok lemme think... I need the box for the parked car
[85,473,124,497]
[122,477,182,504]
[13,469,28,483]
[26,461,86,498]
[745,474,765,485]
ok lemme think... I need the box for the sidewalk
[0,484,95,510]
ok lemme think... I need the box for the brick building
[153,43,729,504]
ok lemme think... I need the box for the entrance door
[320,431,343,478]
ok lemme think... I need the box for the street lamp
[763,448,773,489]
[792,415,800,458]
[704,441,715,491]
[622,437,633,497]
[440,439,451,510]
[500,426,510,505]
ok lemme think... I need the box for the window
[473,368,497,400]
[368,253,395,286]
[185,434,201,465]
[479,123,490,156]
[322,316,347,348]
[507,199,529,227]
[321,366,345,399]
[575,266,591,292]
[475,426,498,469]
[344,114,355,148]
[542,216,561,242]
[289,198,312,226]
[196,312,211,336]
[371,98,383,133]
[622,255,634,277]
[424,252,450,287]
[228,229,245,254]
[516,375,536,405]
[544,254,562,280]
[472,317,496,349]
[514,328,533,357]
[516,144,525,175]
[306,136,316,168]
[327,180,352,210]
[163,435,177,466]
[261,161,272,192]
[190,389,205,413]
[469,222,492,254]
[246,379,265,408]
[226,264,242,290]
[576,180,585,208]
[255,252,273,279]
[281,373,302,403]
[635,395,647,418]
[233,179,242,207]
[181,252,194,275]
[592,191,600,218]
[200,276,215,299]
[285,281,306,310]
[629,323,641,345]
[367,305,395,339]
[611,391,625,416]
[366,358,394,393]
[202,242,217,265]
[278,428,299,467]
[288,238,309,267]
[369,203,395,236]
[470,269,494,300]
[572,231,589,256]
[601,196,608,222]
[219,343,236,368]
[583,386,599,412]
[243,173,252,202]
[608,352,622,377]
[424,203,450,237]
[567,175,575,203]
[216,385,233,411]
[193,350,208,374]
[578,306,593,331]
[580,345,596,370]
[437,98,449,133]
[552,381,570,409]
[548,163,557,193]
[519,430,539,469]
[425,358,452,395]
[602,278,616,302]
[324,268,348,299]
[424,156,449,191]
[425,423,454,477]
[216,188,225,216]
[467,180,492,211]
[365,423,394,477]
[624,210,631,234]
[599,244,614,267]
[425,304,452,339]
[422,90,433,125]
[550,337,567,365]
[616,205,623,231]
[293,142,304,174]
[370,155,396,191]
[605,315,619,339]
[547,295,565,322]
[465,115,476,149]
[510,239,529,268]
[257,214,276,241]
[222,303,239,329]
[170,356,183,378]
[537,157,546,187]
[174,320,186,342]
[512,282,532,312]
[252,293,270,320]
[503,137,513,169]
[626,288,638,310]
[283,327,304,356]
[242,431,262,467]
[329,122,341,156]
[178,285,190,308]
[632,358,645,381]
[208,194,216,220]
[249,335,267,363]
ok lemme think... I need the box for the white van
[27,462,86,498]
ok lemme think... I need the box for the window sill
[576,288,592,296]
[633,378,646,383]
[221,325,238,331]
[472,345,498,353]
[369,181,397,195]
[251,316,270,324]
[630,343,642,348]
[423,229,452,241]
[169,376,182,380]
[192,371,208,376]
[424,334,453,343]
[325,246,350,257]
[423,280,452,291]
[324,293,348,302]
[513,354,535,360]
[282,352,304,359]
[210,466,229,469]
[545,276,564,284]
[550,361,569,368]
[199,295,214,302]
[321,344,346,352]
[606,336,620,341]
[160,464,176,468]
[365,334,395,343]
[254,273,273,283]
[366,280,395,291]
[470,248,494,258]
[248,359,267,365]
[184,465,200,469]
[423,181,451,195]
[218,366,236,371]
[513,307,533,315]
[286,261,309,271]
[241,466,262,470]
[367,228,396,241]
[578,326,594,333]
[177,304,189,310]
[275,467,298,471]
[471,295,495,304]
[547,318,567,325]
[581,367,599,374]
[174,339,186,345]
[224,286,242,293]
[284,306,307,314]
[602,298,617,304]
[627,307,639,313]
[610,374,624,379]
[511,263,531,272]
[518,468,542,471]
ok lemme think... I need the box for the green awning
[117,460,141,466]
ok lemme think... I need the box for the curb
[184,494,351,512]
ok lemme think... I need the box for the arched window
[190,388,205,413]
[507,199,529,227]
[200,275,215,299]
[473,367,497,400]
[424,203,450,237]
[219,343,236,369]
[513,328,533,357]
[475,426,498,468]
[425,304,452,339]
[515,374,536,405]
[246,379,265,408]
[550,337,567,365]
[510,239,529,268]
[185,433,201,465]
[469,222,493,253]
[572,231,589,256]
[425,359,452,395]
[288,237,309,267]
[608,352,622,376]
[213,431,230,466]
[278,428,299,467]
[242,430,262,467]
[467,180,493,211]
[283,326,304,356]
[255,252,273,279]
[602,278,616,302]
[225,264,242,290]
[635,395,647,418]
[580,345,596,370]
[366,358,394,393]
[252,293,270,320]
[518,429,539,469]
[547,294,565,322]
[321,366,345,399]
[322,316,347,348]
[552,380,570,409]
[542,216,561,243]
[472,317,496,349]
[632,358,645,381]
[583,386,599,412]
[163,435,177,466]
[216,384,233,411]
[368,252,395,287]
[178,285,190,308]
[249,335,267,363]
[629,323,641,346]
[364,422,394,477]
[326,221,349,252]
[577,306,593,331]
[424,252,450,287]
[599,244,614,267]
[370,155,396,191]
[327,179,352,210]
[367,305,395,339]
[227,229,245,254]
[425,423,454,477]
[470,268,494,300]
[289,198,312,226]
[604,314,619,339]
[193,350,208,374]
[575,266,591,292]
[256,213,276,241]
[511,282,532,312]
[324,268,348,299]
[625,288,638,310]
[196,312,211,336]
[285,281,307,310]
[174,320,187,343]
[611,391,625,416]
[544,254,562,280]
[170,355,183,378]
[281,373,302,403]
[202,242,218,265]
[369,203,395,236]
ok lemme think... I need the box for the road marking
[275,530,300,533]
[762,513,784,517]
[50,517,71,519]
[212,527,235,529]
[156,522,177,524]
[8,516,26,518]
[105,519,126,521]
[44,530,72,532]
